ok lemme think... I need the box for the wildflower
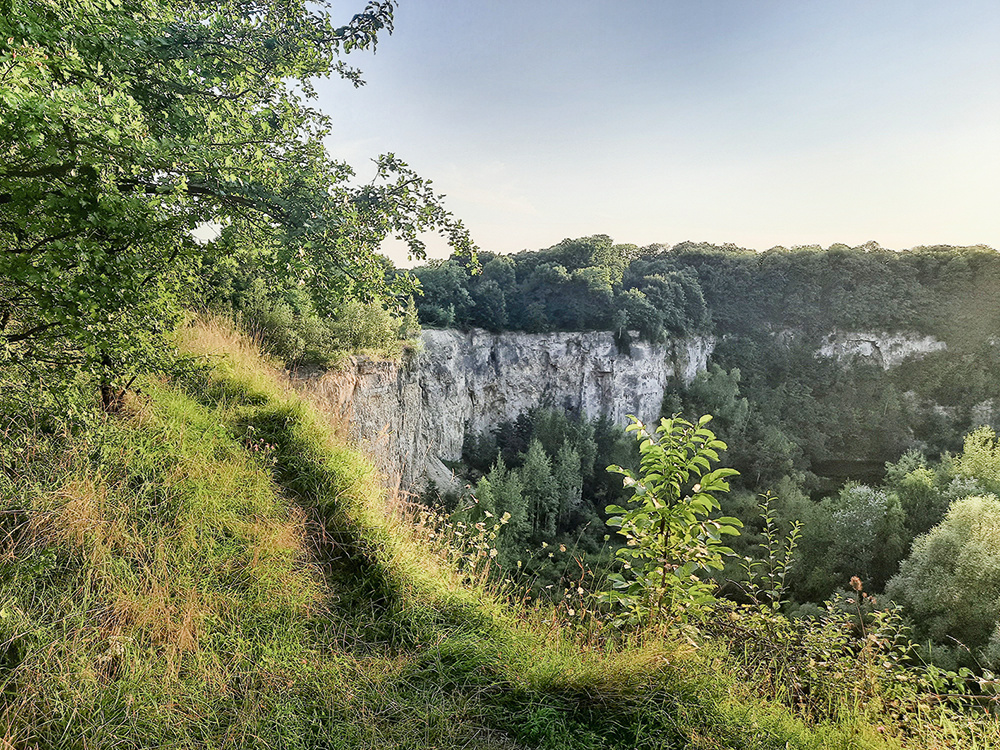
[850,576,863,592]
[567,608,575,616]
[489,549,497,558]
[559,544,566,553]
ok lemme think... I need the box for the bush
[329,300,401,352]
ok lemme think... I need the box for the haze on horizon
[319,0,1000,266]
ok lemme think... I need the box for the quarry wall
[292,327,948,490]
[291,328,713,490]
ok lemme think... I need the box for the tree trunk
[99,352,124,413]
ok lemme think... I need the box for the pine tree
[520,439,559,539]
[553,442,583,531]
[488,458,529,542]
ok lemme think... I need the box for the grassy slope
[0,319,903,750]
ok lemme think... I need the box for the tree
[953,426,1000,493]
[483,457,529,562]
[633,272,704,335]
[552,441,582,530]
[617,288,663,342]
[328,300,397,351]
[684,365,750,437]
[413,259,474,328]
[520,439,558,539]
[468,279,507,331]
[397,295,421,340]
[883,455,952,538]
[547,235,614,272]
[886,494,1000,666]
[827,483,906,592]
[0,0,473,407]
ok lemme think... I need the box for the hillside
[0,317,970,750]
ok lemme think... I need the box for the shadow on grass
[171,363,844,750]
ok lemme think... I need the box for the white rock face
[815,331,946,369]
[292,329,714,490]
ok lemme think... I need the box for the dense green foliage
[434,408,637,590]
[603,416,742,627]
[0,0,471,405]
[887,494,1000,665]
[413,235,708,338]
[417,238,1000,485]
[717,426,1000,671]
[416,238,1000,340]
[419,237,1000,677]
[200,252,423,367]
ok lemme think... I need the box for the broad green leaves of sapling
[602,415,742,629]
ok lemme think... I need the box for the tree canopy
[0,0,473,406]
[886,494,1000,666]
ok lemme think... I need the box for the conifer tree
[487,457,529,542]
[398,295,422,340]
[553,442,583,530]
[521,439,559,539]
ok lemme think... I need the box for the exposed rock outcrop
[291,329,714,490]
[815,331,947,369]
[292,327,954,491]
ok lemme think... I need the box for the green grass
[0,317,960,749]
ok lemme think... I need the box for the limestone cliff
[815,330,946,369]
[291,329,714,490]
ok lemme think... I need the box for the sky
[318,1,1000,266]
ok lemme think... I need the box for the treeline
[412,235,710,340]
[414,236,1000,344]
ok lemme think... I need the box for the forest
[410,235,1000,671]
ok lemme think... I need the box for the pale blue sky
[319,1,1000,264]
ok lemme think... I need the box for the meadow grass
[0,316,974,748]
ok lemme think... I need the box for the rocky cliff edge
[291,329,714,491]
